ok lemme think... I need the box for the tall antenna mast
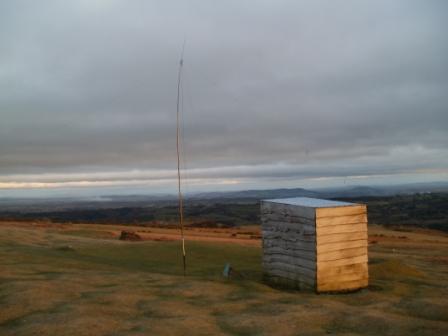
[176,42,186,276]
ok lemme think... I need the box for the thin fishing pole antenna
[176,41,186,276]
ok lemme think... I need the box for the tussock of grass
[61,229,116,240]
[395,299,448,322]
[370,258,425,279]
[324,314,391,335]
[216,318,262,336]
[0,302,73,329]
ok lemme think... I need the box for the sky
[1,0,447,197]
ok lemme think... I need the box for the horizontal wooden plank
[261,213,315,226]
[262,202,316,220]
[317,270,367,285]
[317,247,368,262]
[317,262,368,278]
[265,241,316,251]
[316,205,366,218]
[317,254,368,268]
[264,263,316,283]
[317,214,367,227]
[266,269,316,287]
[317,240,367,254]
[317,277,368,292]
[262,220,316,234]
[262,232,316,245]
[263,254,316,270]
[264,260,316,278]
[262,228,316,242]
[264,274,315,290]
[262,221,315,232]
[317,231,367,245]
[263,246,316,261]
[263,239,316,254]
[316,222,367,236]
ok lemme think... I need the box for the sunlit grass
[0,224,447,336]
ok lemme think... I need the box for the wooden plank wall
[261,201,317,288]
[315,205,369,292]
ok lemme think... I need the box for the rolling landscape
[1,186,448,335]
[1,184,447,231]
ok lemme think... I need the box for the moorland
[0,191,447,335]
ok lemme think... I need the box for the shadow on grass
[74,240,262,282]
[324,314,391,335]
[0,302,72,330]
[2,240,263,282]
[395,299,448,322]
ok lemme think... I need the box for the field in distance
[1,193,447,231]
[0,220,447,335]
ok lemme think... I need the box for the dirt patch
[426,256,448,265]
[119,231,142,241]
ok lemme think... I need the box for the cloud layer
[1,0,447,194]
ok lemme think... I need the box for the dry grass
[0,222,447,335]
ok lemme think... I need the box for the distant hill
[317,186,392,198]
[1,181,447,211]
[190,188,319,200]
[189,182,448,201]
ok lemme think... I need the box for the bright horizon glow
[0,168,446,198]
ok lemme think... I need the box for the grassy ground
[0,222,447,335]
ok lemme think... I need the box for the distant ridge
[317,186,390,198]
[190,182,448,201]
[190,188,319,200]
[1,182,447,211]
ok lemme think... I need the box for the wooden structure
[261,197,368,292]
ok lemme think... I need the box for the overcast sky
[1,0,447,197]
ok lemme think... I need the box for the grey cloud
[0,0,447,189]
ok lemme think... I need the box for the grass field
[0,221,447,335]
